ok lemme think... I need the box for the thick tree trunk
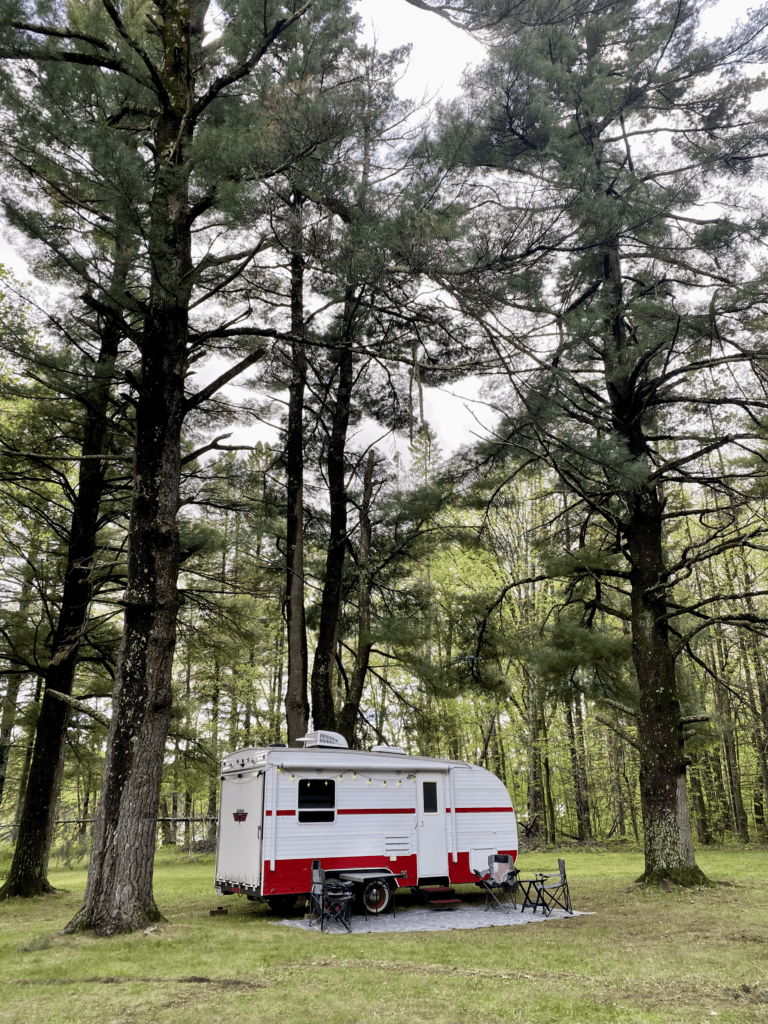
[627,494,707,884]
[284,214,309,745]
[601,236,706,885]
[63,10,198,929]
[64,307,186,934]
[0,327,120,900]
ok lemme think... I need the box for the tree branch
[184,347,266,413]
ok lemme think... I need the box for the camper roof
[220,744,476,774]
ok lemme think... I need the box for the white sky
[354,0,485,101]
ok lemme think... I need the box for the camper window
[423,781,438,814]
[298,778,336,823]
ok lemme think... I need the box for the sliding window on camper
[298,778,336,822]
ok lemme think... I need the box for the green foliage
[532,614,632,690]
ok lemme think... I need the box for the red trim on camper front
[264,809,296,816]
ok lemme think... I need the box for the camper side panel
[261,770,419,897]
[448,766,518,885]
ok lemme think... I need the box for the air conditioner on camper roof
[296,731,349,748]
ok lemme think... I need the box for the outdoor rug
[275,904,590,934]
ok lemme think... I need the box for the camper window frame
[422,780,439,814]
[297,777,336,824]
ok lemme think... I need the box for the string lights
[272,765,418,786]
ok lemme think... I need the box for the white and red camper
[214,730,518,914]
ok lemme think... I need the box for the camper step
[411,886,458,905]
[428,898,462,910]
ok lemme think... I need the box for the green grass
[0,847,765,1023]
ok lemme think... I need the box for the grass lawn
[0,846,765,1024]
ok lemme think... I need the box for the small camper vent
[297,730,349,749]
[371,745,406,755]
[385,835,410,856]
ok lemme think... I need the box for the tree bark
[284,208,310,745]
[309,292,357,731]
[599,233,707,885]
[0,313,121,899]
[525,669,543,841]
[338,450,375,746]
[627,491,706,883]
[63,6,199,931]
[0,541,39,807]
[566,695,592,840]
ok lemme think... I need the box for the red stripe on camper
[264,809,296,816]
[449,806,514,813]
[337,807,415,815]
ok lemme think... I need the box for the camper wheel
[266,894,298,915]
[362,879,393,915]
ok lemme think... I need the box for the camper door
[217,770,263,887]
[416,772,448,878]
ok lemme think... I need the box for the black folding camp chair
[473,854,518,913]
[309,860,353,932]
[530,858,572,917]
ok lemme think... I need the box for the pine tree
[435,0,768,883]
[0,0,361,932]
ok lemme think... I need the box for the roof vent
[297,731,349,749]
[371,744,406,755]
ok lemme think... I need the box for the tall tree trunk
[539,708,556,842]
[338,450,375,746]
[627,495,705,883]
[0,309,122,899]
[310,290,357,730]
[0,671,23,807]
[602,239,705,885]
[207,673,219,839]
[284,201,309,745]
[566,693,592,840]
[525,670,543,841]
[689,761,712,845]
[64,304,186,932]
[63,12,200,929]
[12,675,42,840]
[0,540,39,806]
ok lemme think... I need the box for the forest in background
[0,425,764,855]
[0,0,765,932]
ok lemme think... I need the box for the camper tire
[266,894,298,915]
[362,879,393,915]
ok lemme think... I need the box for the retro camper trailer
[214,730,518,914]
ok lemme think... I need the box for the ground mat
[275,903,590,934]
